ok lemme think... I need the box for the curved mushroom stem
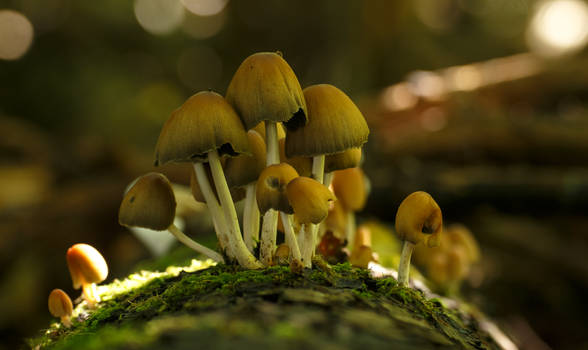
[193,163,232,256]
[208,150,262,269]
[60,315,72,328]
[280,212,301,263]
[243,183,260,253]
[168,223,225,263]
[397,241,415,287]
[346,212,356,251]
[82,282,99,308]
[258,121,281,265]
[323,171,334,188]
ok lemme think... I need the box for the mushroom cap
[273,243,290,265]
[189,164,246,203]
[48,289,73,318]
[324,147,362,173]
[331,167,367,211]
[256,163,299,214]
[226,52,307,131]
[154,91,250,166]
[446,246,470,281]
[445,224,480,263]
[324,198,347,240]
[66,243,108,289]
[286,176,335,224]
[119,172,176,231]
[225,130,267,188]
[395,191,443,246]
[349,245,374,269]
[279,138,312,177]
[285,84,369,157]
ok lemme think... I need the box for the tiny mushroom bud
[66,243,108,307]
[273,244,290,265]
[395,191,443,287]
[48,289,73,328]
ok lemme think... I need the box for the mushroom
[394,191,443,287]
[48,289,73,328]
[331,167,368,250]
[256,163,301,265]
[66,243,108,307]
[226,52,307,266]
[350,226,376,269]
[119,172,224,263]
[285,84,369,262]
[154,91,261,269]
[323,147,362,187]
[273,243,290,266]
[224,130,266,253]
[286,176,335,267]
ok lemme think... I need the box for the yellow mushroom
[66,243,108,307]
[48,289,73,328]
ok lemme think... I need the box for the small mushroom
[350,226,376,269]
[66,243,108,307]
[323,147,362,186]
[273,243,290,266]
[48,289,73,328]
[120,172,224,263]
[331,167,368,249]
[286,176,335,267]
[256,163,300,265]
[395,191,442,287]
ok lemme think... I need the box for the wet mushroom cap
[48,289,73,318]
[285,84,369,158]
[331,167,367,211]
[395,191,443,246]
[286,176,335,224]
[66,243,108,289]
[256,163,299,214]
[154,90,250,166]
[119,172,176,231]
[225,130,267,188]
[324,147,362,173]
[225,52,307,131]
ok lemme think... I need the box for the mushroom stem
[265,121,280,166]
[280,212,302,263]
[301,224,314,268]
[168,223,225,263]
[346,212,356,251]
[208,150,262,269]
[60,316,72,328]
[324,171,334,188]
[82,282,99,307]
[193,163,232,255]
[260,210,278,265]
[243,183,260,253]
[398,240,415,287]
[312,155,325,183]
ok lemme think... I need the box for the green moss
[30,259,501,350]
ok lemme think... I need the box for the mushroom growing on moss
[331,167,368,250]
[48,289,73,328]
[395,191,443,287]
[66,243,108,307]
[119,172,224,263]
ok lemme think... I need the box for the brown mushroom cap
[48,289,73,318]
[324,198,347,240]
[226,52,307,131]
[273,243,290,265]
[225,130,267,188]
[285,84,369,157]
[119,172,176,231]
[66,243,108,289]
[445,224,480,263]
[286,176,335,224]
[395,191,443,246]
[279,138,312,177]
[154,91,250,166]
[324,147,362,173]
[331,167,367,211]
[256,163,299,214]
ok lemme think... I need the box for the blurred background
[1,0,588,349]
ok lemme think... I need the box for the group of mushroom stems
[48,51,480,328]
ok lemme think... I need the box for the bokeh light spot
[0,10,34,61]
[181,0,228,16]
[134,0,185,35]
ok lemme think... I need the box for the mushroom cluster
[120,51,369,270]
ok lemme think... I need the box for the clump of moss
[30,259,501,350]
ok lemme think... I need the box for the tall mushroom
[331,167,368,249]
[48,289,73,328]
[66,243,108,307]
[226,52,307,266]
[395,191,443,287]
[119,172,224,263]
[154,91,261,269]
[256,163,301,265]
